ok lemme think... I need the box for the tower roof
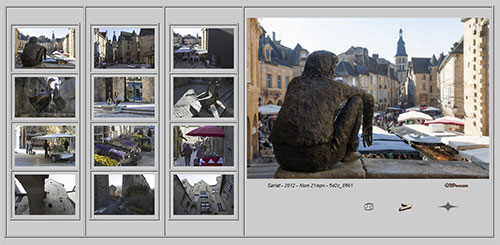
[395,29,408,57]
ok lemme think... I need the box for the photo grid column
[88,25,160,222]
[169,25,238,221]
[6,7,85,236]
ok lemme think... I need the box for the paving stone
[362,159,489,178]
[274,159,366,179]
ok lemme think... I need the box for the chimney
[373,53,379,59]
[272,32,276,42]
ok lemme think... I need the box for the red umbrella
[187,126,225,137]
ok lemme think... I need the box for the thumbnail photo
[172,27,234,69]
[13,125,76,167]
[93,125,155,167]
[93,27,155,69]
[94,174,155,215]
[172,125,234,167]
[246,18,490,179]
[94,77,155,118]
[15,77,76,118]
[14,174,76,215]
[173,174,234,215]
[14,27,76,69]
[173,77,234,118]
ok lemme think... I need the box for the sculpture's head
[303,50,338,79]
[28,36,38,44]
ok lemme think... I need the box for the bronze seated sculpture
[269,50,374,172]
[20,37,47,67]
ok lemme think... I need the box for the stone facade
[139,29,155,65]
[122,174,151,197]
[463,18,489,136]
[94,77,155,103]
[175,175,234,215]
[406,57,440,107]
[246,18,263,165]
[439,39,464,118]
[201,28,234,68]
[63,28,76,58]
[337,47,399,111]
[173,175,196,215]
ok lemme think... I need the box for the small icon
[364,203,374,211]
[439,202,458,211]
[399,203,412,212]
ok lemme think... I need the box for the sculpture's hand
[362,126,373,148]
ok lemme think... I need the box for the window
[285,77,289,88]
[267,74,272,88]
[420,94,428,101]
[266,49,270,59]
[422,83,426,90]
[422,74,426,80]
[430,85,433,93]
[200,191,208,198]
[277,75,282,88]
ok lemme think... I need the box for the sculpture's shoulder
[269,76,340,146]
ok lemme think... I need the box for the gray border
[0,2,496,243]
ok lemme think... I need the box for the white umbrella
[398,111,433,122]
[35,133,75,139]
[405,106,420,112]
[258,104,281,115]
[423,106,441,112]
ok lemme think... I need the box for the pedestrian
[43,140,49,158]
[25,139,29,154]
[28,140,33,154]
[63,140,69,151]
[181,143,193,166]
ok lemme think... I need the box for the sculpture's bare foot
[341,151,361,162]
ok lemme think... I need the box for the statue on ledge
[20,37,47,67]
[269,50,374,172]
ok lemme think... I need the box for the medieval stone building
[462,18,489,136]
[94,77,154,104]
[174,175,234,215]
[438,38,464,118]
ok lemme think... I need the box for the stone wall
[463,18,489,136]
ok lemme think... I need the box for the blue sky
[16,27,71,39]
[176,174,221,186]
[108,174,155,189]
[259,18,464,61]
[173,28,202,37]
[95,28,143,41]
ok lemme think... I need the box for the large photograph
[94,77,155,118]
[172,27,234,69]
[173,125,234,167]
[93,125,155,167]
[173,77,234,118]
[13,125,76,167]
[93,27,155,69]
[14,27,76,69]
[14,174,76,215]
[173,174,234,215]
[94,174,155,215]
[15,77,76,118]
[246,18,490,179]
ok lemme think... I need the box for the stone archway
[253,114,258,159]
[277,100,283,106]
[267,100,273,105]
[247,116,252,167]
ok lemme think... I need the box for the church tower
[394,29,408,84]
